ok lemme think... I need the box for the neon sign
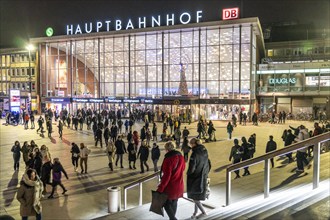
[66,11,203,35]
[269,78,296,85]
[222,8,239,20]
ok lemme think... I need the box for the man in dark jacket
[151,143,160,172]
[241,136,251,176]
[95,127,103,148]
[187,138,210,219]
[137,140,149,173]
[229,139,243,179]
[266,135,277,168]
[157,141,185,220]
[115,135,126,168]
[48,158,69,199]
[284,129,295,163]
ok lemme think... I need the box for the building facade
[257,38,330,119]
[31,17,265,120]
[0,49,38,112]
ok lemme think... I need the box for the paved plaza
[0,118,328,219]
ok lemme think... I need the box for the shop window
[267,50,273,57]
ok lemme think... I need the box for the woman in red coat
[157,141,185,220]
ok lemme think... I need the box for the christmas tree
[178,62,188,96]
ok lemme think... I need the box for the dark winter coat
[151,146,160,161]
[138,145,149,161]
[241,141,251,160]
[266,140,277,153]
[115,139,126,154]
[229,144,243,161]
[157,150,185,200]
[41,161,52,184]
[284,133,295,146]
[52,161,68,182]
[11,145,21,161]
[187,144,210,201]
[127,143,137,161]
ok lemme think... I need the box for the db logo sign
[222,8,239,20]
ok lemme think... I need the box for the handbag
[149,190,168,216]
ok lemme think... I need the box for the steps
[202,179,329,220]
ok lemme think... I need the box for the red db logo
[222,8,239,20]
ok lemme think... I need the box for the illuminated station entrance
[33,15,265,120]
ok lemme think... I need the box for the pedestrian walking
[106,140,116,171]
[227,122,234,139]
[187,138,211,219]
[70,142,80,172]
[266,135,277,168]
[229,139,243,179]
[17,169,43,220]
[11,140,21,171]
[241,137,251,176]
[95,126,103,148]
[156,141,185,220]
[284,129,295,163]
[41,155,52,194]
[127,139,137,169]
[104,126,110,146]
[115,135,127,168]
[174,128,181,148]
[151,143,160,172]
[137,140,150,173]
[30,114,35,129]
[48,158,69,199]
[181,137,191,162]
[247,134,256,158]
[152,123,158,141]
[295,125,311,172]
[21,141,31,166]
[36,116,44,133]
[80,143,91,174]
[58,120,63,139]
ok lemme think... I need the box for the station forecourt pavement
[0,117,321,219]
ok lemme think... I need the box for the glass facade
[36,20,262,119]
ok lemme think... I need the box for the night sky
[0,0,329,48]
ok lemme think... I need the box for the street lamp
[26,44,35,113]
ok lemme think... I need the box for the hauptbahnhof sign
[66,11,203,35]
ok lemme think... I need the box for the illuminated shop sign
[123,99,140,103]
[66,11,203,35]
[269,78,296,85]
[89,98,104,103]
[10,90,20,112]
[72,98,89,103]
[106,99,122,103]
[222,8,239,20]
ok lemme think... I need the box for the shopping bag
[149,190,168,216]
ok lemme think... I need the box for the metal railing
[226,132,330,206]
[122,171,160,210]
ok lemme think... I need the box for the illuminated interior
[40,24,257,99]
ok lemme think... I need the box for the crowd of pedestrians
[4,106,330,220]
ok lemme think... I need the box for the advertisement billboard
[10,89,21,112]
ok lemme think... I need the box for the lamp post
[26,44,34,113]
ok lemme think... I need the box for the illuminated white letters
[197,10,202,23]
[75,24,82,34]
[151,15,161,27]
[138,17,146,28]
[116,20,122,30]
[269,78,296,85]
[67,25,73,35]
[126,19,134,29]
[105,20,111,31]
[180,12,191,24]
[96,21,103,32]
[166,14,174,26]
[85,23,92,33]
[65,10,204,35]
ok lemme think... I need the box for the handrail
[226,131,330,206]
[123,171,160,190]
[227,132,330,172]
[122,171,160,210]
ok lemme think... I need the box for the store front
[257,62,330,118]
[33,15,264,120]
[43,97,71,114]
